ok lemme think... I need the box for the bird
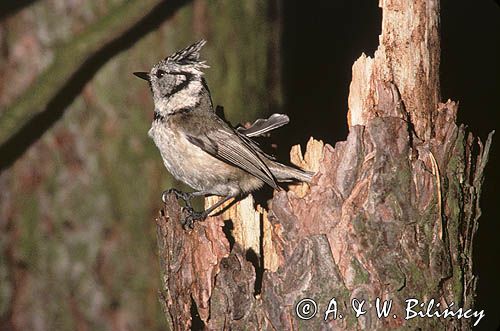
[133,39,313,228]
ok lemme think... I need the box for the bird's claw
[162,188,192,204]
[161,188,206,229]
[181,206,206,229]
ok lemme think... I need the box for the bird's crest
[166,39,209,69]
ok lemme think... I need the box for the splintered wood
[348,0,440,141]
[204,137,324,272]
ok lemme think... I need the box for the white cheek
[165,81,202,111]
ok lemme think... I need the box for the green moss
[406,263,427,291]
[444,130,467,303]
[351,258,370,285]
[351,214,367,234]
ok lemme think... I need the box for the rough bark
[156,0,494,330]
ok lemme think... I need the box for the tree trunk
[155,0,494,330]
[0,1,280,330]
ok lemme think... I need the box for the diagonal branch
[0,0,191,173]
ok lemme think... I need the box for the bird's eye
[156,70,166,78]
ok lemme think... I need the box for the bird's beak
[133,72,150,81]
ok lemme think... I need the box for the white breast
[148,120,236,194]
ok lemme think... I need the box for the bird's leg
[182,195,235,229]
[162,189,236,229]
[162,188,194,209]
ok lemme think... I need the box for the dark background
[281,1,499,330]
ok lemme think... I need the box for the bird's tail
[268,161,314,183]
[237,113,290,137]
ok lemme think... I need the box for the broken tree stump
[155,0,493,329]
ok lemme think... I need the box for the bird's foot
[181,206,207,229]
[162,188,192,205]
[162,188,207,229]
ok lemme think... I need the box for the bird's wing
[236,113,289,137]
[186,125,278,189]
[236,130,277,161]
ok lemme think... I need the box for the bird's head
[134,40,209,111]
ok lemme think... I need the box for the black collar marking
[153,107,194,122]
